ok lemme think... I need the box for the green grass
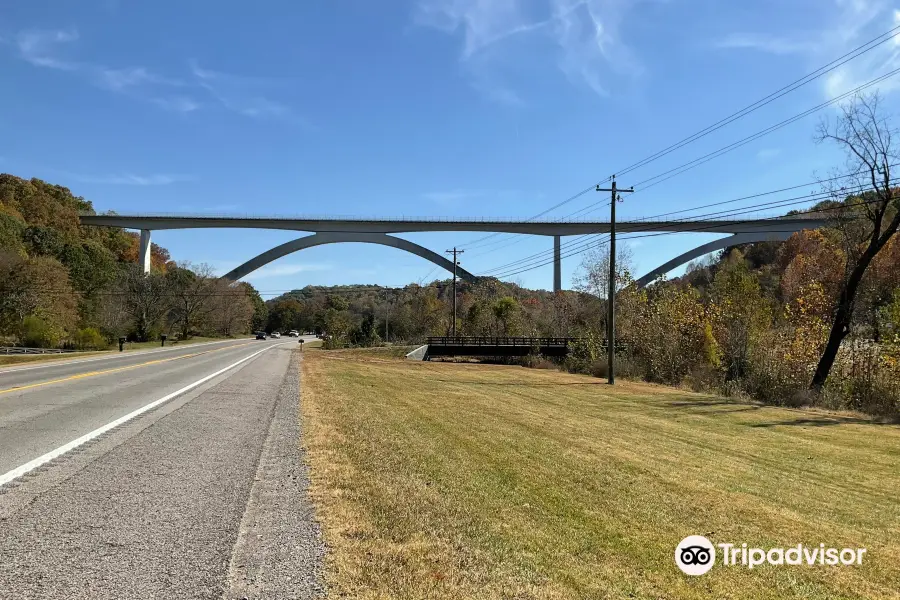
[301,350,900,599]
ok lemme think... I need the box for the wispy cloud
[206,259,330,280]
[151,96,202,113]
[249,263,333,279]
[11,28,202,112]
[421,189,527,205]
[190,60,305,124]
[66,173,192,186]
[422,190,484,205]
[415,0,649,103]
[718,0,900,99]
[94,66,181,91]
[716,33,819,56]
[16,29,80,70]
[756,148,782,161]
[415,0,552,59]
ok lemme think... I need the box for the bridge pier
[553,235,561,293]
[139,229,152,274]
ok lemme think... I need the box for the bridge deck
[78,214,828,236]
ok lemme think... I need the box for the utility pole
[445,247,464,338]
[596,175,634,385]
[385,289,390,343]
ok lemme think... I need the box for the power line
[456,24,900,251]
[458,185,596,250]
[487,186,892,280]
[477,187,840,276]
[486,171,898,279]
[476,54,900,276]
[486,194,855,279]
[632,68,900,190]
[479,186,842,277]
[614,25,900,179]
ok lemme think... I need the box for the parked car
[255,331,267,340]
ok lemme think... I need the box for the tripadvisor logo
[675,535,716,575]
[675,536,867,576]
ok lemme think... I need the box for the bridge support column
[553,235,561,292]
[139,230,152,274]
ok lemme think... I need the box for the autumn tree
[573,243,635,300]
[166,262,217,339]
[241,283,268,332]
[631,283,707,384]
[323,295,354,348]
[811,92,900,390]
[209,280,254,336]
[119,266,171,341]
[491,296,521,336]
[708,250,772,380]
[267,298,303,333]
[0,252,78,346]
[465,299,494,336]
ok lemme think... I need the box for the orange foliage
[116,232,173,273]
[778,231,844,312]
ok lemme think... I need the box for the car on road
[271,332,281,339]
[255,331,267,340]
[289,330,299,337]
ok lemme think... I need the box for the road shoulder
[224,349,325,600]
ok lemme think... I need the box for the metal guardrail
[0,347,78,355]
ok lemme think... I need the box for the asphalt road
[0,335,323,599]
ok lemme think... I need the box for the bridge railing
[426,337,575,347]
[425,337,629,349]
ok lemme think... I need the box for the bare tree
[209,280,254,336]
[811,92,900,391]
[573,243,635,299]
[166,262,217,340]
[120,265,171,341]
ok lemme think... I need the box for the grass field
[301,349,900,600]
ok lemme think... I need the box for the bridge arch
[223,232,478,283]
[634,231,794,288]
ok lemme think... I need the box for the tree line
[259,93,900,417]
[0,174,264,349]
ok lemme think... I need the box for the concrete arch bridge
[78,214,828,290]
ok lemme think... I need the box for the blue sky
[3,0,900,297]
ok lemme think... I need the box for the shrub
[520,353,558,370]
[826,340,900,416]
[19,315,62,348]
[683,362,722,393]
[73,327,107,350]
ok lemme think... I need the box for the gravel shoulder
[223,349,324,599]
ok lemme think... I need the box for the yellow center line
[0,341,257,395]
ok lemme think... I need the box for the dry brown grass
[301,350,900,599]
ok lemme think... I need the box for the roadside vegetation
[301,349,899,599]
[0,175,266,350]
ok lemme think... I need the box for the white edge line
[0,344,280,487]
[0,339,248,374]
